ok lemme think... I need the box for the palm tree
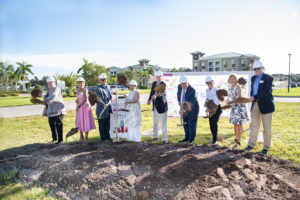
[54,73,63,85]
[16,61,34,91]
[61,72,78,96]
[138,70,150,87]
[0,62,5,91]
[9,69,20,91]
[77,58,93,74]
[0,62,14,92]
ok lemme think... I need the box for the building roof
[190,51,204,55]
[199,52,259,60]
[108,66,122,70]
[138,59,150,62]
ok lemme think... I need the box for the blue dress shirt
[253,73,263,96]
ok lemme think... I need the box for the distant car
[109,85,128,91]
[291,82,297,88]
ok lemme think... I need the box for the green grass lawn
[273,87,300,96]
[0,96,76,107]
[0,102,299,163]
[0,102,299,199]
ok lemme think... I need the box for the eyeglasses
[100,79,106,81]
[254,68,262,71]
[206,82,212,85]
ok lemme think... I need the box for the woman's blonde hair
[228,74,237,84]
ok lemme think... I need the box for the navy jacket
[95,85,112,118]
[177,84,199,120]
[148,81,168,114]
[250,73,275,114]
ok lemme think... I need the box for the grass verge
[273,87,300,96]
[0,96,76,107]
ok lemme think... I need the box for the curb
[274,96,300,98]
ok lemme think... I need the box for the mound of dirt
[0,142,299,200]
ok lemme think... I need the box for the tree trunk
[23,75,26,91]
[15,82,18,91]
[6,76,9,92]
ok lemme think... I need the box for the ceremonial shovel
[66,110,79,140]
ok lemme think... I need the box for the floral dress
[228,85,249,125]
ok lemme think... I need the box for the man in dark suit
[147,71,168,143]
[245,60,275,155]
[177,75,199,144]
[96,73,113,141]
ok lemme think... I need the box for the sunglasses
[254,68,262,71]
[100,79,106,81]
[206,82,212,85]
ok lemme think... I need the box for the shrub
[34,84,43,90]
[63,94,68,98]
[139,85,148,89]
[10,93,19,96]
[0,94,9,97]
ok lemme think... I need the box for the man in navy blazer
[245,60,275,155]
[177,75,199,144]
[95,73,112,141]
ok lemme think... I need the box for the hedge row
[0,93,20,97]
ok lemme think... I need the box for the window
[194,67,198,70]
[208,62,214,71]
[215,61,220,71]
[241,59,247,70]
[194,62,198,66]
[193,55,199,60]
[231,60,236,71]
[223,60,228,71]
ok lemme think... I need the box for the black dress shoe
[55,141,62,144]
[179,139,188,143]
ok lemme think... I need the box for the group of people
[41,60,275,155]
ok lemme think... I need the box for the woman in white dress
[125,80,141,142]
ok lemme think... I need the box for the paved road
[0,95,299,118]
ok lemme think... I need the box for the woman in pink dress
[76,77,96,141]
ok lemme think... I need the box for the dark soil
[0,142,299,200]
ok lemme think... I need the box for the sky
[0,0,299,78]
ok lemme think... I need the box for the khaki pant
[248,102,273,150]
[153,107,168,142]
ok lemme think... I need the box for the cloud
[292,11,298,17]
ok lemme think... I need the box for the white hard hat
[99,73,107,79]
[77,77,85,82]
[47,76,55,83]
[253,60,264,69]
[180,75,188,84]
[205,76,213,83]
[155,71,163,77]
[129,80,137,86]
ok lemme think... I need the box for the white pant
[153,107,168,141]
